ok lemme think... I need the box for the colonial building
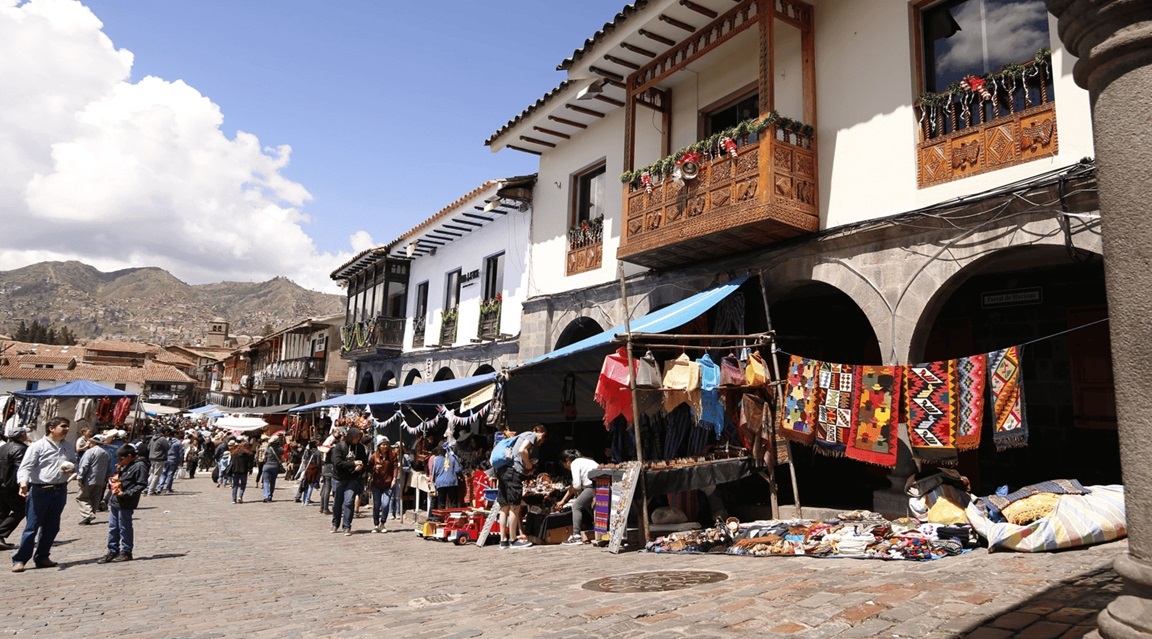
[331,176,534,394]
[484,0,1111,510]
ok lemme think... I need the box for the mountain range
[0,261,344,344]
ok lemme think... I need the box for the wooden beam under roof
[428,230,462,238]
[463,212,494,222]
[620,42,657,58]
[679,0,717,18]
[452,217,483,226]
[565,104,606,118]
[639,29,676,46]
[593,94,625,107]
[506,144,542,156]
[659,14,697,32]
[604,54,640,70]
[533,126,571,140]
[442,224,473,233]
[474,206,509,215]
[519,136,556,148]
[589,66,624,83]
[415,238,446,246]
[548,115,588,129]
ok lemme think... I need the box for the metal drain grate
[581,570,728,593]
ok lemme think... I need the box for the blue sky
[0,0,626,292]
[83,0,625,263]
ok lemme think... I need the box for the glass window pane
[922,0,1049,92]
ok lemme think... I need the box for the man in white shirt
[556,449,599,546]
[12,417,76,572]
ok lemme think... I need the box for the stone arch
[473,363,497,376]
[554,316,604,350]
[356,372,375,394]
[378,371,396,391]
[433,367,455,382]
[403,369,422,386]
[909,244,1113,494]
[308,393,318,404]
[768,281,882,364]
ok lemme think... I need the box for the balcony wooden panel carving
[566,243,602,275]
[439,315,458,347]
[478,306,501,341]
[617,129,820,269]
[917,103,1057,188]
[340,316,405,358]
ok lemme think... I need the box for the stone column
[1046,2,1152,637]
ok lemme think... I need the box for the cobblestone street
[2,475,1126,639]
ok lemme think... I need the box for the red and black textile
[905,360,959,464]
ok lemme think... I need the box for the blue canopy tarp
[505,275,750,424]
[13,380,136,398]
[291,373,496,412]
[188,404,220,414]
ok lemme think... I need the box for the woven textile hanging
[594,347,634,428]
[905,360,959,464]
[988,345,1028,451]
[779,355,818,445]
[846,365,904,468]
[811,362,854,457]
[954,354,986,451]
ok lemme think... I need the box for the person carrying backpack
[490,425,546,550]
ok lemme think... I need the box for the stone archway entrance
[356,372,375,394]
[768,282,884,509]
[914,246,1118,494]
[433,367,455,382]
[555,317,604,350]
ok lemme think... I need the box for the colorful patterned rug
[846,364,904,467]
[811,362,854,457]
[780,355,818,445]
[989,345,1028,451]
[905,360,958,464]
[954,354,986,451]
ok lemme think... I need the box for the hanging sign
[981,287,1043,309]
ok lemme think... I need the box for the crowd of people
[0,411,605,572]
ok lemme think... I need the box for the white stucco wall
[406,197,530,350]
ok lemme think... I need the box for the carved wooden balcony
[566,224,603,276]
[412,316,426,348]
[340,316,405,358]
[916,54,1057,188]
[439,312,458,346]
[618,126,820,269]
[478,305,501,340]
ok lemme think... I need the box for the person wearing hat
[329,427,368,536]
[0,427,31,550]
[97,444,148,563]
[75,434,111,525]
[11,417,76,572]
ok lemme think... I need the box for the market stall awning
[187,404,220,414]
[233,404,299,415]
[291,373,497,412]
[141,402,181,416]
[505,275,749,424]
[13,380,137,398]
[212,416,268,431]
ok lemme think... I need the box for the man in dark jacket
[98,444,148,563]
[329,427,368,536]
[145,428,170,495]
[0,427,30,549]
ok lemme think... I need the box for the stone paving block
[1045,607,1097,624]
[887,616,946,637]
[838,618,895,638]
[771,621,810,634]
[989,611,1042,630]
[797,592,842,608]
[962,628,1016,639]
[835,601,889,624]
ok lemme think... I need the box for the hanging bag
[745,351,768,386]
[720,354,745,387]
[635,351,662,389]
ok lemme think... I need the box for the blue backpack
[489,433,523,470]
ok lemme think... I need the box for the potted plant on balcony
[440,307,458,345]
[479,294,502,339]
[567,216,603,248]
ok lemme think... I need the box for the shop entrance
[914,246,1117,494]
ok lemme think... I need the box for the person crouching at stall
[98,444,148,563]
[556,450,599,546]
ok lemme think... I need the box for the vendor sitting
[556,449,599,546]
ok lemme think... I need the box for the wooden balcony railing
[340,316,405,355]
[618,123,820,269]
[478,305,501,340]
[915,52,1057,187]
[566,220,603,276]
[412,316,426,348]
[254,357,325,387]
[439,311,458,346]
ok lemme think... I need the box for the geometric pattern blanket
[988,345,1028,451]
[811,362,854,457]
[905,360,959,464]
[982,478,1092,514]
[954,354,986,451]
[779,355,818,445]
[846,364,904,468]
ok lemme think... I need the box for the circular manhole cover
[581,570,728,593]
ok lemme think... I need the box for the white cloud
[936,0,1050,76]
[0,0,365,295]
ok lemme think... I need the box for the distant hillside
[0,261,344,344]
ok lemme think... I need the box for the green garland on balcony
[915,48,1052,108]
[619,113,815,186]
